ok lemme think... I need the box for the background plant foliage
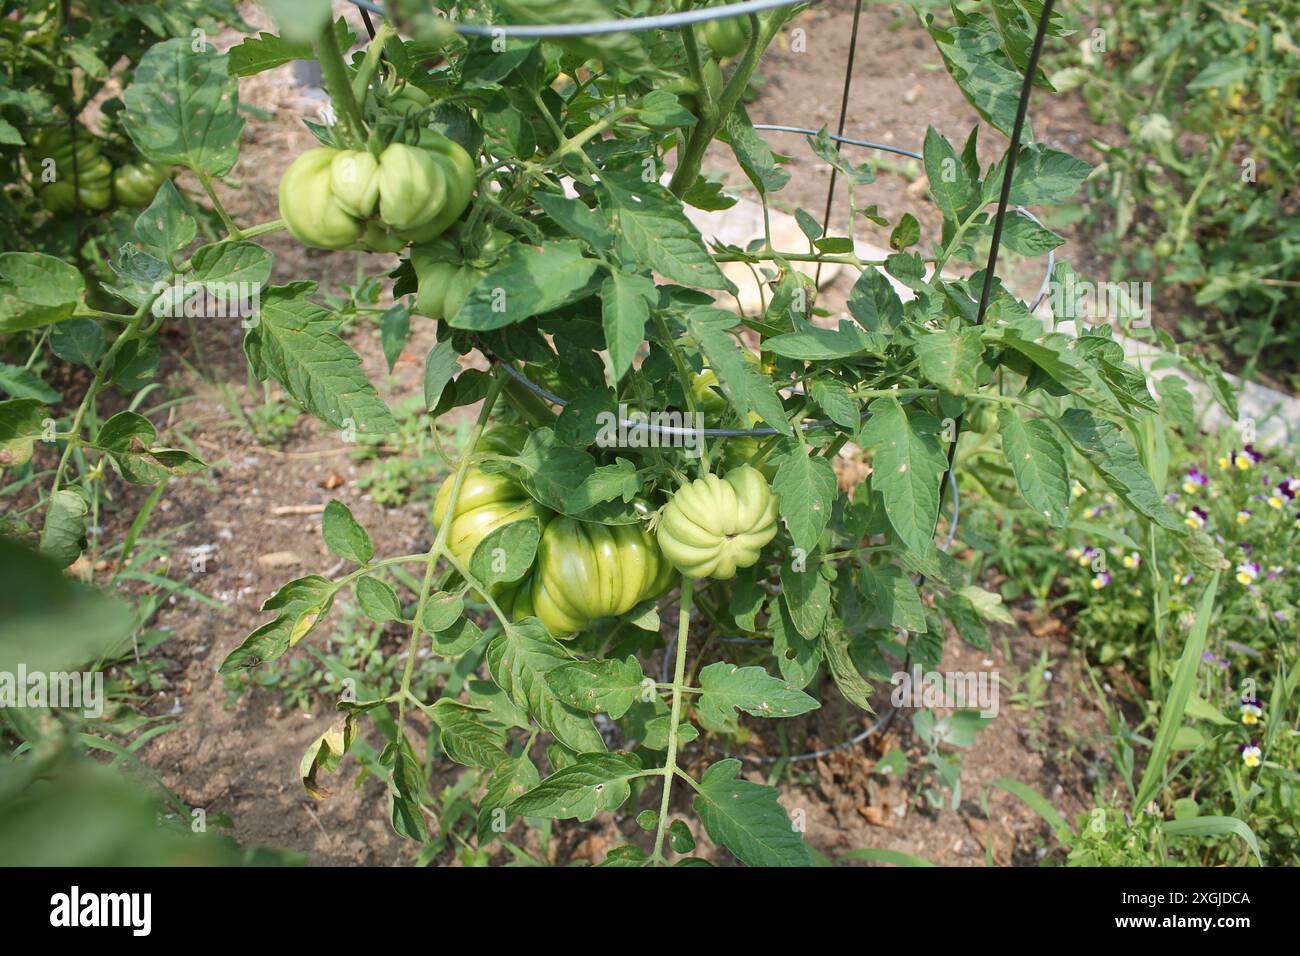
[1049,0,1300,390]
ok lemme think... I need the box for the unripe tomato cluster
[277,131,475,252]
[26,125,171,213]
[410,228,512,322]
[431,426,781,636]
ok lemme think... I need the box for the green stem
[313,18,368,150]
[196,170,241,239]
[651,580,694,864]
[713,250,888,268]
[932,204,986,275]
[238,217,286,240]
[669,14,768,198]
[351,21,397,105]
[395,371,506,738]
[1174,135,1231,253]
[653,313,709,474]
[50,292,160,495]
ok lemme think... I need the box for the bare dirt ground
[71,2,1122,866]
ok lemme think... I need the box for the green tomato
[329,149,382,220]
[359,221,410,254]
[516,517,673,636]
[1153,236,1175,257]
[657,465,779,580]
[413,130,477,239]
[392,84,432,112]
[964,402,998,435]
[375,142,446,233]
[701,12,752,59]
[278,136,477,251]
[411,252,486,322]
[28,125,114,211]
[409,231,510,321]
[278,147,367,250]
[431,454,548,574]
[113,162,170,208]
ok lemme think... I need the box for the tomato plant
[0,0,1251,867]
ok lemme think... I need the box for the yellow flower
[1235,453,1252,470]
[1218,456,1230,470]
[1268,495,1284,510]
[1243,750,1261,768]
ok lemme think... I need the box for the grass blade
[1134,570,1220,810]
[1163,815,1262,866]
[988,777,1072,837]
[839,847,936,867]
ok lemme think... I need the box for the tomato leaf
[220,575,335,672]
[601,271,656,382]
[915,327,985,395]
[39,489,89,569]
[599,171,730,291]
[509,752,643,822]
[547,656,646,720]
[429,699,510,771]
[486,618,606,753]
[470,518,540,589]
[354,576,402,624]
[322,499,373,565]
[450,240,602,331]
[0,252,85,333]
[857,397,948,556]
[243,284,398,435]
[696,662,819,731]
[122,38,244,176]
[772,446,836,555]
[693,759,811,867]
[996,406,1070,527]
[476,753,541,845]
[1054,408,1183,532]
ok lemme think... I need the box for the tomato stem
[313,19,368,151]
[650,578,694,863]
[395,369,506,740]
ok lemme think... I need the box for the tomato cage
[344,0,1059,759]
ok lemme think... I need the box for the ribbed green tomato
[412,130,476,239]
[279,137,477,251]
[431,465,547,572]
[113,162,170,208]
[657,465,779,580]
[411,257,485,321]
[375,142,446,232]
[329,149,382,220]
[512,517,674,636]
[278,148,367,250]
[28,126,113,212]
